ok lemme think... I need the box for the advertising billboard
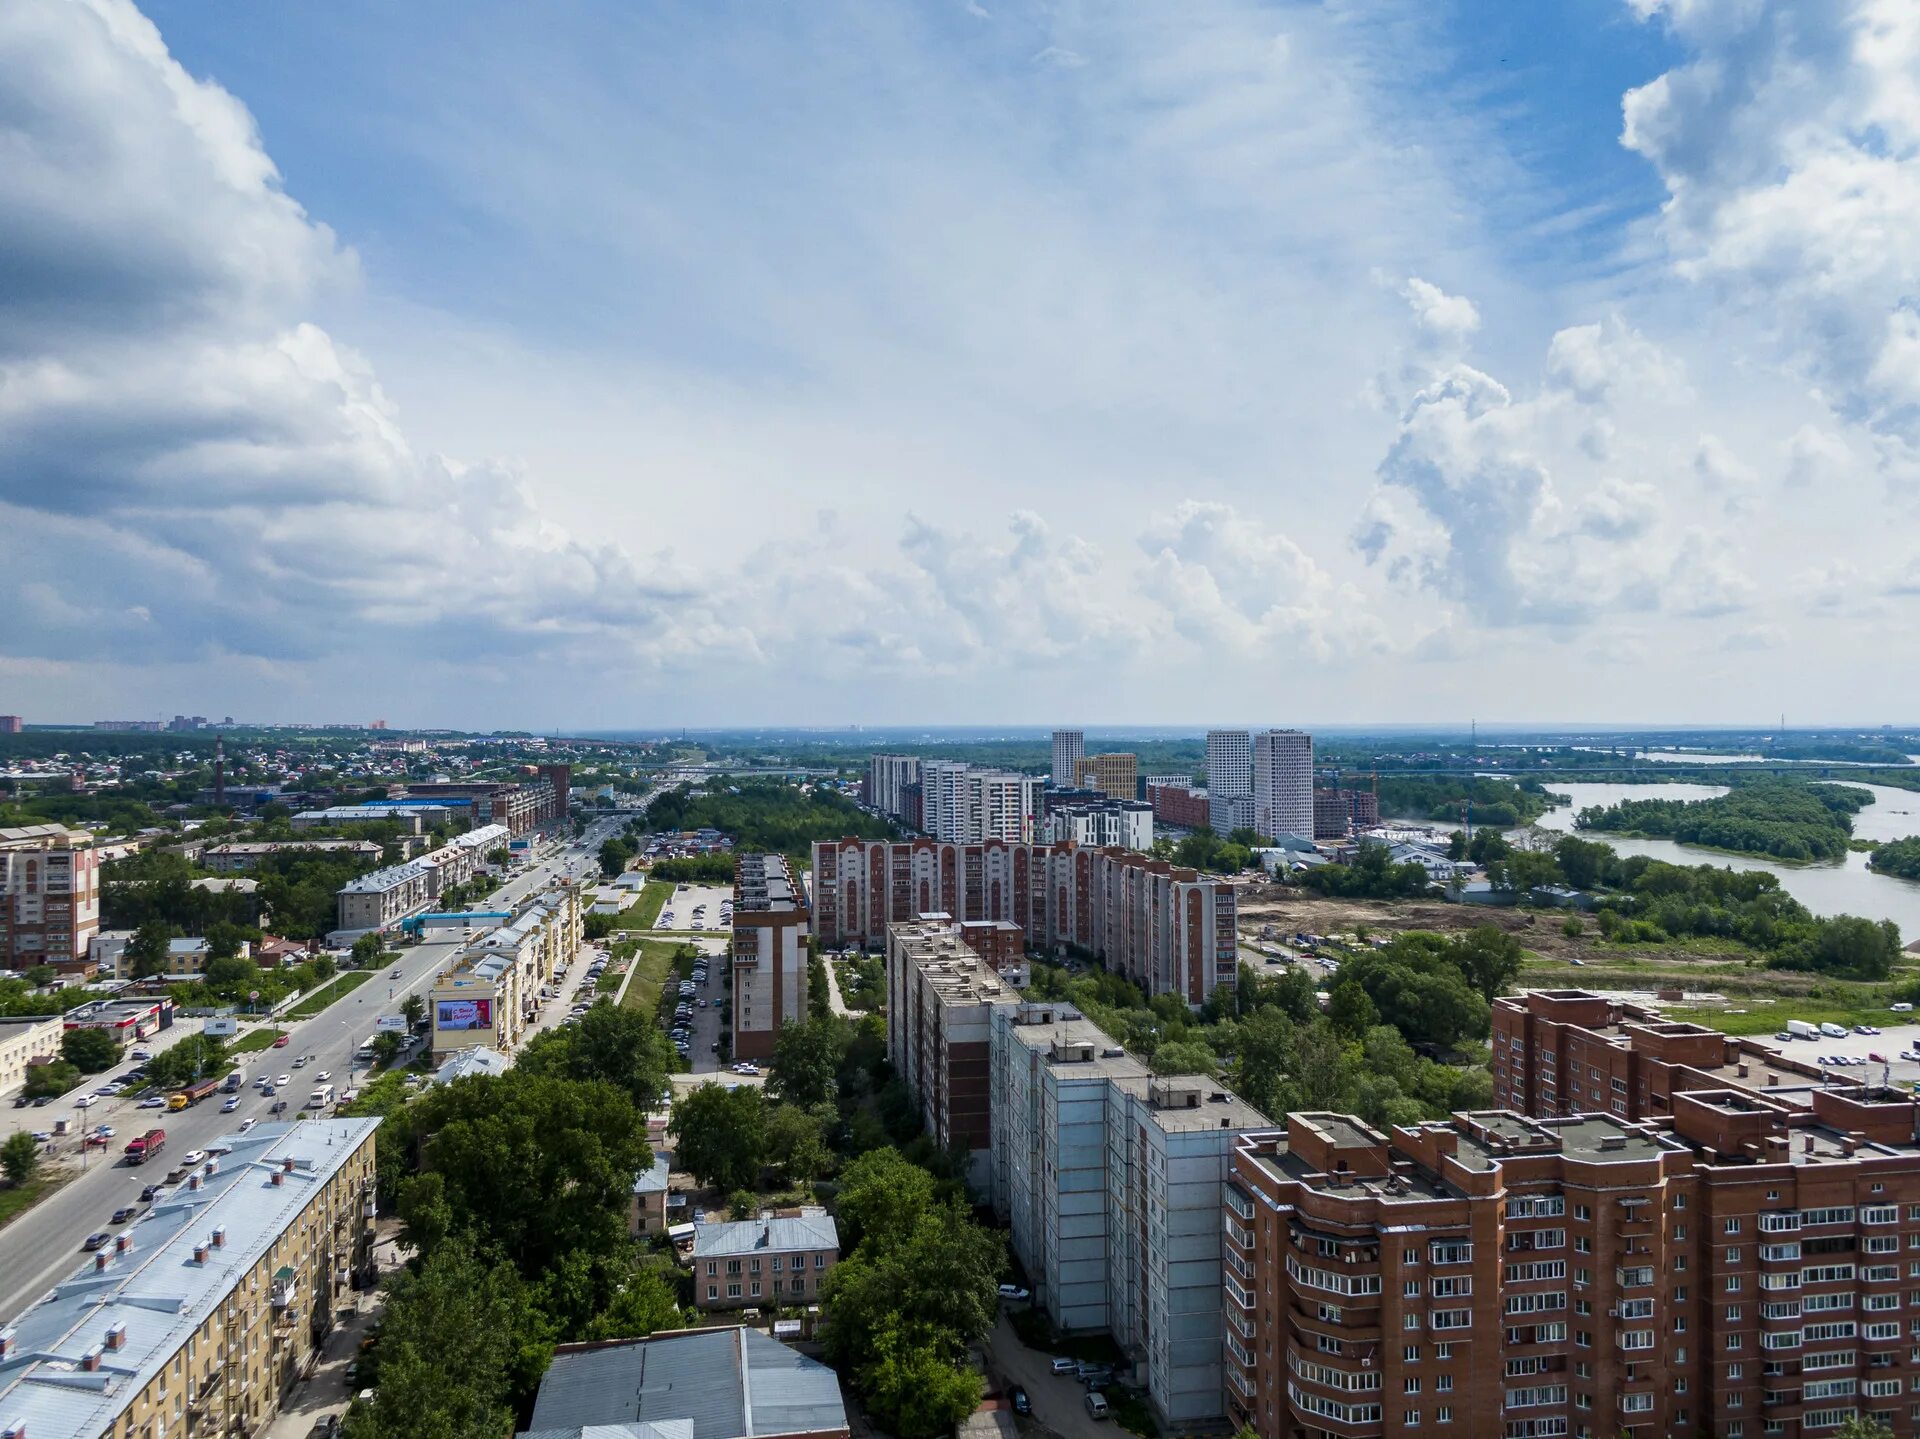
[202,1016,239,1037]
[375,1013,408,1033]
[436,998,493,1031]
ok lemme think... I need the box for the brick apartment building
[811,838,1236,1004]
[1149,781,1211,831]
[885,917,1022,1192]
[0,822,101,976]
[1312,787,1380,839]
[729,853,810,1061]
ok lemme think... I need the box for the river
[1516,781,1920,935]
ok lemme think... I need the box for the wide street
[0,815,626,1324]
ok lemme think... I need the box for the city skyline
[4,3,1920,727]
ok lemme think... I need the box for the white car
[315,1071,331,1083]
[138,1096,166,1109]
[275,1074,291,1087]
[221,1097,241,1112]
[237,1118,257,1133]
[181,1149,207,1166]
[73,1095,96,1109]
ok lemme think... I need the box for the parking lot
[1765,1020,1920,1088]
[654,884,732,932]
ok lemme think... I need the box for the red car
[272,1035,291,1049]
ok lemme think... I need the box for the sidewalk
[260,1290,378,1439]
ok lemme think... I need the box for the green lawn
[0,1175,57,1231]
[1671,998,1913,1037]
[619,941,695,1012]
[284,970,375,1019]
[229,1028,287,1054]
[631,880,672,929]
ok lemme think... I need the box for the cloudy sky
[3,0,1917,730]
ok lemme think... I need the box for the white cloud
[1401,277,1480,342]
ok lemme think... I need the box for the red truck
[125,1128,166,1165]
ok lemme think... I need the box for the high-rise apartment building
[1251,728,1313,840]
[0,716,22,734]
[1206,730,1253,834]
[886,917,1023,1192]
[729,853,810,1061]
[866,753,922,823]
[919,762,1039,844]
[992,1000,1267,1426]
[1228,1087,1920,1439]
[0,823,101,975]
[1052,730,1086,788]
[811,839,1237,1004]
[1075,751,1139,801]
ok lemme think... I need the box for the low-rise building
[429,889,579,1058]
[520,1326,849,1439]
[203,840,383,873]
[291,805,443,835]
[151,934,254,980]
[730,854,810,1062]
[630,1152,672,1237]
[991,1001,1267,1427]
[1147,782,1210,831]
[0,1014,62,1095]
[691,1210,839,1311]
[0,1119,378,1439]
[336,859,432,931]
[431,1046,508,1086]
[62,997,172,1040]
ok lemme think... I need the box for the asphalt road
[0,818,621,1325]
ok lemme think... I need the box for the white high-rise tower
[1051,730,1085,788]
[1252,729,1314,840]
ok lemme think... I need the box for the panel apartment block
[812,839,1236,1004]
[1231,1089,1920,1439]
[1052,730,1086,788]
[0,823,102,975]
[886,918,1022,1194]
[729,853,809,1062]
[1251,729,1313,841]
[991,1001,1267,1427]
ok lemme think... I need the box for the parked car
[73,1095,96,1109]
[111,1205,137,1224]
[130,1049,152,1061]
[997,1284,1030,1302]
[82,1232,112,1252]
[1084,1393,1109,1421]
[139,1184,163,1202]
[139,1095,166,1109]
[181,1149,207,1166]
[1893,1003,1914,1013]
[238,1118,257,1133]
[1010,1388,1031,1416]
[1049,1357,1077,1376]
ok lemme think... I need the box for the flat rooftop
[0,1120,379,1439]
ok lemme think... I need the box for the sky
[3,0,1919,730]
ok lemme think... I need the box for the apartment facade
[991,1001,1268,1426]
[430,888,581,1057]
[0,1014,62,1095]
[1149,782,1211,831]
[866,753,922,823]
[203,840,383,873]
[1251,729,1314,841]
[811,839,1238,1003]
[1229,1091,1920,1439]
[0,823,102,975]
[1052,730,1086,788]
[920,762,1041,844]
[1076,752,1139,801]
[1043,800,1154,852]
[886,918,1022,1192]
[691,1211,839,1310]
[0,1119,378,1439]
[730,853,810,1061]
[1206,730,1253,834]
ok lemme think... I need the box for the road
[0,815,625,1325]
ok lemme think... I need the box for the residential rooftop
[691,1211,838,1259]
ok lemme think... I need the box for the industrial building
[0,1119,378,1439]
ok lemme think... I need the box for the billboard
[436,998,493,1031]
[375,1014,408,1033]
[203,1016,239,1037]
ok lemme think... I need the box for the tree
[766,1103,834,1184]
[583,1268,683,1341]
[373,1032,405,1066]
[1551,834,1613,889]
[24,1059,82,1100]
[402,992,426,1031]
[61,1026,122,1073]
[25,965,56,989]
[599,837,635,879]
[1451,926,1525,1002]
[833,1147,939,1252]
[1834,1420,1895,1439]
[2,1131,39,1187]
[671,1082,767,1192]
[204,953,259,989]
[350,932,385,968]
[770,1017,843,1108]
[203,920,248,962]
[126,918,174,980]
[854,1319,985,1439]
[518,1002,673,1108]
[1148,1040,1215,1076]
[403,1070,652,1292]
[145,1034,230,1091]
[342,1239,551,1439]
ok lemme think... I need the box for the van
[1819,1022,1849,1038]
[1084,1394,1109,1421]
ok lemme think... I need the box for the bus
[307,1083,336,1111]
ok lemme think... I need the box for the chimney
[0,1329,13,1360]
[211,1226,226,1248]
[94,1253,109,1272]
[282,1157,296,1173]
[2,1420,25,1439]
[104,1323,127,1351]
[1737,1062,1750,1079]
[188,1175,200,1191]
[80,1348,102,1373]
[115,1235,132,1255]
[271,1170,284,1187]
[1804,1136,1816,1154]
[192,1242,209,1264]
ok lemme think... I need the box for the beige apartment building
[0,1118,379,1439]
[1075,751,1139,801]
[0,822,102,976]
[0,1013,62,1095]
[429,888,580,1057]
[690,1210,839,1311]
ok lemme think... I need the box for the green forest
[1870,836,1920,880]
[642,780,895,858]
[1374,775,1552,828]
[1574,780,1869,861]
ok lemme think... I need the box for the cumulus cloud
[1624,0,1920,481]
[1400,277,1480,342]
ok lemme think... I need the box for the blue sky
[2,1,1917,728]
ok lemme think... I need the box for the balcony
[270,1265,296,1309]
[1225,1275,1255,1311]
